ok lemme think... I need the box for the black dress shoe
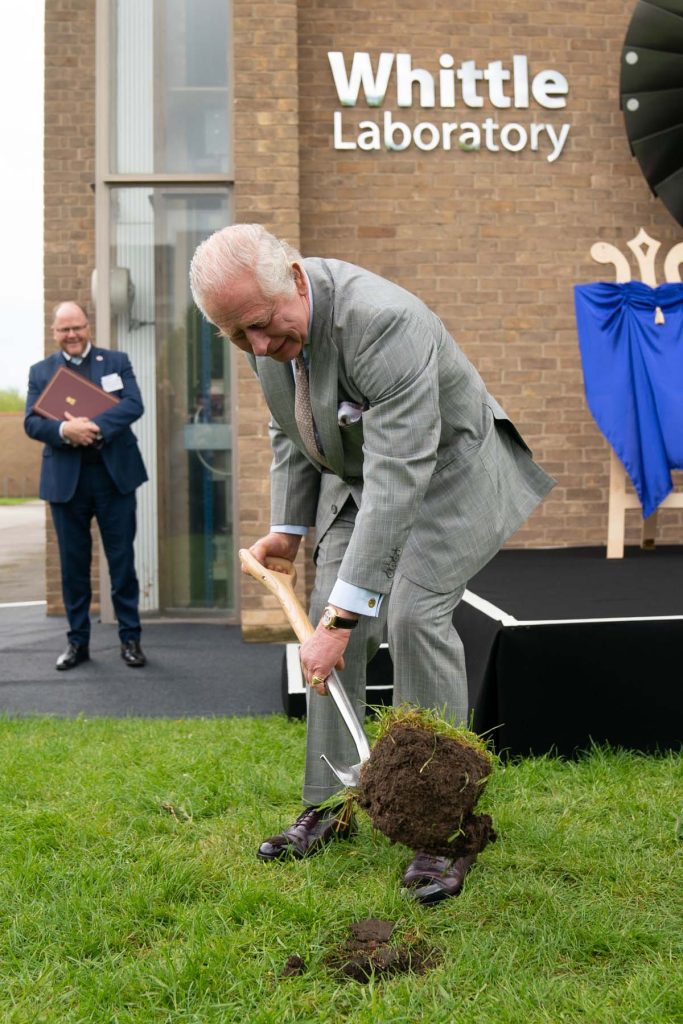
[402,852,477,905]
[55,643,90,671]
[120,640,146,667]
[257,804,356,861]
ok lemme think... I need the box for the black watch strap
[331,615,358,629]
[322,605,359,630]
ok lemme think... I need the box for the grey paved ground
[0,502,284,717]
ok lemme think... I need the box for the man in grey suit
[190,224,554,904]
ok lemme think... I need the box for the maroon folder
[32,365,120,421]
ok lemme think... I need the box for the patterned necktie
[294,355,331,468]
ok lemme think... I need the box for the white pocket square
[338,401,366,426]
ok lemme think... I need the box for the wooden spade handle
[239,548,371,775]
[238,548,314,643]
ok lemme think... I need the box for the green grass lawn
[0,715,680,1023]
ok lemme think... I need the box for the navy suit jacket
[24,348,148,503]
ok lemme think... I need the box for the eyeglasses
[55,324,88,335]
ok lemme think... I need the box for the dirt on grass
[357,722,496,857]
[280,954,306,977]
[324,919,437,982]
[281,919,437,983]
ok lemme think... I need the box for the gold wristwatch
[321,604,358,630]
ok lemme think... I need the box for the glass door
[110,186,234,613]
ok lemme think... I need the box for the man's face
[53,303,91,358]
[206,263,310,363]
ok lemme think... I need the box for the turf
[0,715,680,1023]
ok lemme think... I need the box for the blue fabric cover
[574,281,683,518]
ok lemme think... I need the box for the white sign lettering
[328,51,571,162]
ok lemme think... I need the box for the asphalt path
[0,502,284,718]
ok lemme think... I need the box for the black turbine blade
[621,86,683,139]
[655,166,683,224]
[624,1,683,52]
[642,0,683,17]
[620,46,683,93]
[631,123,683,187]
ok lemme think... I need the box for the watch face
[322,607,335,627]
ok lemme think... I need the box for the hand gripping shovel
[239,549,371,788]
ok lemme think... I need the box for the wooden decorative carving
[589,229,683,557]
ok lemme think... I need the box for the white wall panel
[115,188,158,612]
[115,0,153,172]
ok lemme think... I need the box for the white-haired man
[190,224,554,904]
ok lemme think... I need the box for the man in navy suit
[25,301,148,670]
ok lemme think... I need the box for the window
[97,0,234,615]
[112,0,230,174]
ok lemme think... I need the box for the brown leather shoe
[257,805,356,861]
[402,851,477,905]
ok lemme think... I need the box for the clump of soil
[324,919,436,982]
[357,710,496,857]
[280,954,306,977]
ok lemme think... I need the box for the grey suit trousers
[303,498,468,805]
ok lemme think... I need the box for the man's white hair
[189,223,303,325]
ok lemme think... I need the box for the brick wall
[0,414,41,498]
[44,0,97,616]
[295,0,683,550]
[232,0,310,638]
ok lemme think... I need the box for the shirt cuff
[271,525,308,536]
[329,579,384,618]
[59,422,72,445]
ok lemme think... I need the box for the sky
[0,0,44,395]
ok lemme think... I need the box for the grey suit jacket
[249,258,554,594]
